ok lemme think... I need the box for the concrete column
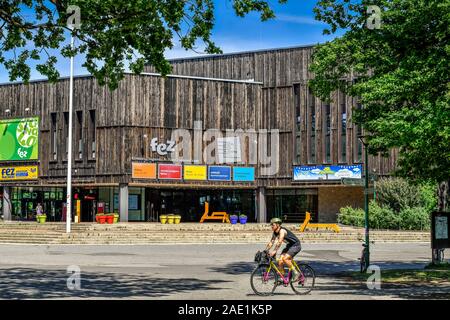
[119,184,128,222]
[2,186,11,221]
[257,187,267,223]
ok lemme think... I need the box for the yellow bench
[299,212,340,233]
[199,202,230,223]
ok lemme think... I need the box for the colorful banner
[233,167,255,182]
[293,165,362,181]
[208,166,231,181]
[132,162,157,179]
[184,165,207,181]
[0,117,39,161]
[0,166,38,181]
[158,164,182,180]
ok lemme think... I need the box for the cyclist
[265,217,302,281]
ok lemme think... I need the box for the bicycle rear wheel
[360,250,366,273]
[250,264,277,296]
[290,263,315,295]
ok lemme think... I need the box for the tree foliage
[309,0,450,201]
[0,0,286,88]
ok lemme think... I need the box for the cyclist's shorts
[281,243,301,258]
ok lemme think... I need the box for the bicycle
[250,251,315,296]
[359,239,375,273]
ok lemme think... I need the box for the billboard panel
[0,117,39,161]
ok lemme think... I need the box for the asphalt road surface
[0,242,448,300]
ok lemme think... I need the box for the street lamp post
[359,136,370,269]
[66,33,74,233]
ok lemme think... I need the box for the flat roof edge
[166,43,317,62]
[0,72,263,87]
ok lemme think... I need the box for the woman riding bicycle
[265,217,302,281]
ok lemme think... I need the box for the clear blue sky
[0,0,342,83]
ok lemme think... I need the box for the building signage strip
[293,165,362,181]
[233,167,255,182]
[184,165,207,181]
[158,164,182,180]
[208,166,231,181]
[132,162,157,179]
[0,166,38,181]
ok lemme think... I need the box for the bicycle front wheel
[290,263,315,295]
[250,264,277,296]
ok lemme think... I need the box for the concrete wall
[318,186,364,223]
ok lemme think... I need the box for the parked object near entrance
[167,214,175,224]
[36,214,46,224]
[299,212,340,233]
[199,202,231,223]
[160,215,168,224]
[106,214,114,224]
[239,215,248,224]
[230,215,238,224]
[97,214,107,224]
[174,215,181,224]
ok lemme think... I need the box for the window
[51,113,57,161]
[308,89,316,164]
[63,112,69,160]
[89,110,96,159]
[324,104,331,163]
[340,94,347,163]
[293,84,301,163]
[355,103,363,162]
[76,111,83,159]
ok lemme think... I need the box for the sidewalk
[0,221,431,244]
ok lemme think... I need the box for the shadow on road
[0,268,230,299]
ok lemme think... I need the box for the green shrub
[399,207,430,231]
[420,182,438,213]
[338,206,365,227]
[368,201,400,229]
[376,178,422,213]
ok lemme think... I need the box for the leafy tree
[309,0,450,210]
[0,0,287,88]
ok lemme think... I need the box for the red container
[98,215,107,224]
[106,215,114,224]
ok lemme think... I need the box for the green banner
[0,117,39,161]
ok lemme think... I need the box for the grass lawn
[347,266,450,284]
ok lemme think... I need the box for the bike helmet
[270,217,282,225]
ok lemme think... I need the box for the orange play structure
[199,201,230,223]
[299,212,340,233]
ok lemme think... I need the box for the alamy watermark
[164,121,280,176]
[67,265,81,290]
[367,5,382,30]
[67,5,81,30]
[366,265,381,290]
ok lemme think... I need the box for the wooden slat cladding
[144,47,315,88]
[0,74,263,185]
[154,46,399,178]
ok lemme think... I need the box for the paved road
[0,242,448,300]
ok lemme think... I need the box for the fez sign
[150,138,176,156]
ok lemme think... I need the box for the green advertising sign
[0,117,39,161]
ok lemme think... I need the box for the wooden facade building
[0,45,397,223]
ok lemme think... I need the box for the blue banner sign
[208,166,231,181]
[233,167,255,182]
[293,165,362,181]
